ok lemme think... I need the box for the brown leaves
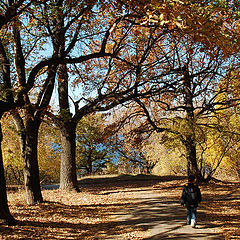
[5,179,149,239]
[4,175,240,239]
[199,181,240,239]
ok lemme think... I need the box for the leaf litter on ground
[1,175,239,239]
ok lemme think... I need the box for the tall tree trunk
[183,67,203,181]
[12,57,56,204]
[0,120,16,225]
[184,135,201,178]
[56,60,79,191]
[13,113,43,204]
[59,121,79,191]
[23,118,43,204]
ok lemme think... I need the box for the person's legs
[191,207,197,227]
[186,207,191,225]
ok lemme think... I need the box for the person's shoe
[191,219,196,228]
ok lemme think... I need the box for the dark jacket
[181,183,202,208]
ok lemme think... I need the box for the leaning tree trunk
[0,121,16,225]
[59,121,79,191]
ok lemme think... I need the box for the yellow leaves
[1,115,23,167]
[139,0,191,31]
[229,113,240,131]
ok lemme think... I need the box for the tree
[1,115,23,185]
[6,0,239,202]
[111,35,239,181]
[41,0,123,191]
[11,7,56,203]
[0,0,34,225]
[76,114,114,175]
[2,116,61,184]
[0,122,16,224]
[142,132,186,175]
[88,1,240,182]
[10,0,116,198]
[114,133,155,174]
[203,73,240,180]
[132,0,240,56]
[38,121,61,183]
[44,0,179,190]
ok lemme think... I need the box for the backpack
[185,185,198,206]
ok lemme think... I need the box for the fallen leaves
[1,175,239,239]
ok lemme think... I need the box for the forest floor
[1,175,240,239]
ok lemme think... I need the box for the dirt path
[111,190,224,240]
[5,176,239,239]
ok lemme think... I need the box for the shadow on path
[114,191,224,240]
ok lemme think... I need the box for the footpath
[112,191,224,240]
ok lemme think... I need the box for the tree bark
[56,58,79,191]
[0,32,17,223]
[13,113,43,204]
[23,118,43,204]
[183,67,203,181]
[184,135,201,178]
[0,120,17,225]
[59,121,79,191]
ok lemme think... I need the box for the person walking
[181,174,202,228]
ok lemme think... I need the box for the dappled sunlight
[2,175,239,239]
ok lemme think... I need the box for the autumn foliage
[0,0,239,232]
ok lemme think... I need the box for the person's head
[188,174,196,183]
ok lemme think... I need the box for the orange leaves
[131,0,240,57]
